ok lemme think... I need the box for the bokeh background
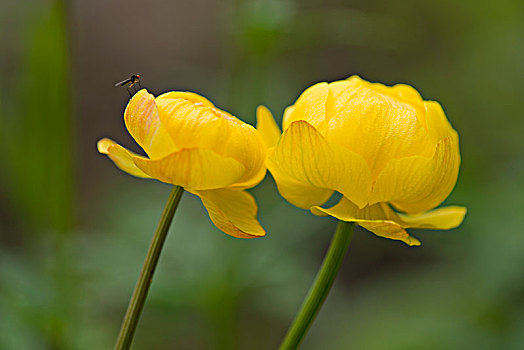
[1,0,523,349]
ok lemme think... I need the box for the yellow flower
[98,89,266,238]
[257,76,466,246]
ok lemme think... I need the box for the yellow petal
[345,76,426,123]
[192,189,266,239]
[124,89,177,159]
[155,95,266,187]
[388,83,424,103]
[358,222,421,246]
[325,81,432,177]
[323,79,358,122]
[156,91,215,108]
[370,136,460,214]
[311,197,421,246]
[132,148,245,190]
[155,96,235,151]
[97,138,151,178]
[282,105,295,130]
[256,105,281,148]
[228,165,267,190]
[399,206,467,230]
[220,123,267,187]
[282,82,329,133]
[267,120,372,209]
[268,160,334,209]
[424,101,458,144]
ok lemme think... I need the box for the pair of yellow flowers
[98,76,466,246]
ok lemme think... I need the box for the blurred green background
[1,0,523,349]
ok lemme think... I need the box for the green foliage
[0,0,72,233]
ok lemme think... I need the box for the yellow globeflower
[257,76,466,245]
[98,89,266,238]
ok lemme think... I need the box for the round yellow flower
[98,89,266,238]
[257,76,466,245]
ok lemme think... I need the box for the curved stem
[114,185,184,350]
[279,221,355,350]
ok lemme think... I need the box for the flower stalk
[114,185,184,350]
[279,221,355,350]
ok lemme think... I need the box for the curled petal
[357,222,420,246]
[282,83,329,133]
[323,79,359,122]
[267,120,372,209]
[132,148,245,190]
[268,163,334,209]
[97,138,151,178]
[124,90,177,159]
[425,101,458,144]
[256,105,281,148]
[399,206,467,230]
[282,105,294,130]
[221,123,267,187]
[370,136,460,214]
[192,189,266,238]
[311,197,421,246]
[229,165,267,190]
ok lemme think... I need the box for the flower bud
[98,89,266,238]
[258,76,466,245]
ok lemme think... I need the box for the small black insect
[115,74,142,96]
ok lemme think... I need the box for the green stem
[114,185,184,350]
[279,221,355,350]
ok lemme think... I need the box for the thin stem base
[114,185,184,350]
[279,221,355,350]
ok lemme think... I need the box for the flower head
[257,76,466,245]
[98,89,266,238]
